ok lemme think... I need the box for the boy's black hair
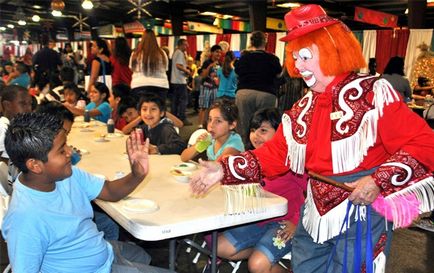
[36,101,74,123]
[112,84,131,99]
[137,93,165,112]
[210,45,222,53]
[63,83,81,97]
[249,107,281,131]
[1,85,28,103]
[5,112,63,173]
[118,95,139,116]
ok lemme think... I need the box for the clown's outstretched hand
[190,159,224,195]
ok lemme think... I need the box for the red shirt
[110,56,132,87]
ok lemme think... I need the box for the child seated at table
[36,101,121,240]
[119,96,184,135]
[64,81,112,123]
[137,94,186,154]
[1,112,176,273]
[63,83,87,108]
[180,98,244,162]
[214,107,307,273]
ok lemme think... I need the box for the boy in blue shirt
[1,112,175,273]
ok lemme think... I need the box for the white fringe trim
[282,113,306,175]
[222,184,264,215]
[385,176,434,229]
[331,79,400,174]
[302,182,355,244]
[373,252,386,273]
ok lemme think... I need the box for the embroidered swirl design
[228,156,247,181]
[336,76,375,135]
[296,92,313,138]
[382,162,412,186]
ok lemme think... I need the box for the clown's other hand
[345,175,380,206]
[190,159,223,195]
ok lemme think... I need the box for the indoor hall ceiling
[0,0,433,41]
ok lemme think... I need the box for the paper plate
[94,138,109,142]
[122,198,159,213]
[80,128,95,133]
[79,149,90,155]
[172,162,197,171]
[106,132,124,138]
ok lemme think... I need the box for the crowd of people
[0,4,433,273]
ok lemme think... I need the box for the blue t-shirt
[10,73,31,88]
[1,167,114,273]
[85,101,112,123]
[216,68,237,98]
[207,132,244,161]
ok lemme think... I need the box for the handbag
[84,58,112,90]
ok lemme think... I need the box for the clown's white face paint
[293,44,334,93]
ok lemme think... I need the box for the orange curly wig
[285,23,366,78]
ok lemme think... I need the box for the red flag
[354,7,398,28]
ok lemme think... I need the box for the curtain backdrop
[375,29,409,73]
[361,30,377,74]
[405,29,434,84]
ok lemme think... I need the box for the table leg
[169,239,176,271]
[211,231,218,273]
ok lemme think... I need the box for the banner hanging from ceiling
[354,7,398,28]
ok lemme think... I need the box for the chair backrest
[188,128,208,146]
[0,161,11,227]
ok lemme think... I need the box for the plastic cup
[195,135,212,153]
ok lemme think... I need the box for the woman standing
[87,38,112,92]
[110,37,132,87]
[130,29,169,103]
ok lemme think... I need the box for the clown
[190,4,434,273]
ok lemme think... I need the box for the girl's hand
[276,220,296,243]
[127,129,149,178]
[195,132,210,144]
[190,159,223,195]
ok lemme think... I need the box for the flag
[354,7,398,28]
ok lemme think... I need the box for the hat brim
[279,20,339,42]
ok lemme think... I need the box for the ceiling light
[82,0,94,10]
[18,20,26,26]
[405,8,408,14]
[200,11,218,17]
[32,15,41,22]
[7,24,14,29]
[277,3,301,8]
[52,10,62,17]
[0,27,6,31]
[33,5,43,9]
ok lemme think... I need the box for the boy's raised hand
[127,129,150,178]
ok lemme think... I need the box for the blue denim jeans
[291,205,393,273]
[223,221,292,264]
[94,211,120,241]
[109,241,177,273]
[171,84,188,121]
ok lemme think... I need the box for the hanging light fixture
[15,7,27,26]
[51,0,65,11]
[82,0,94,10]
[32,15,41,22]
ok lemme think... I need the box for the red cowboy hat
[280,4,340,42]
